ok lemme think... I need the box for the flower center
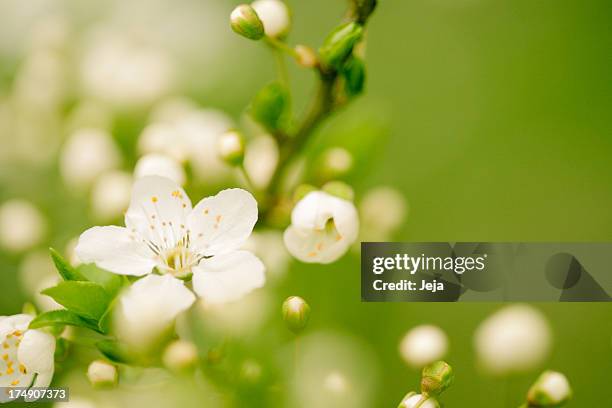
[158,239,202,277]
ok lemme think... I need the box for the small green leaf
[42,281,111,321]
[96,340,133,364]
[319,22,363,70]
[250,81,290,132]
[76,263,124,297]
[50,248,86,281]
[29,310,103,334]
[342,57,366,97]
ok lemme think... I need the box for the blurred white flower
[359,186,407,241]
[115,274,195,351]
[320,147,353,179]
[76,176,265,304]
[475,304,551,375]
[13,48,67,110]
[0,199,46,252]
[139,104,234,183]
[284,191,359,263]
[0,314,55,402]
[243,229,289,279]
[90,171,133,221]
[60,128,121,189]
[134,153,185,186]
[80,30,174,107]
[87,360,117,387]
[527,371,572,406]
[18,251,61,312]
[398,393,439,408]
[162,340,198,372]
[251,0,291,38]
[243,135,278,189]
[399,325,448,368]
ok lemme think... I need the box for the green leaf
[76,263,124,297]
[50,248,86,281]
[96,340,134,364]
[42,281,111,321]
[29,310,103,334]
[319,22,363,70]
[250,81,290,132]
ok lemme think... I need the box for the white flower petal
[192,250,265,304]
[283,225,352,264]
[291,191,359,241]
[0,314,33,337]
[18,329,55,375]
[75,226,156,276]
[188,189,258,256]
[125,176,192,249]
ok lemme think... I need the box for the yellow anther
[203,209,209,215]
[19,364,26,374]
[2,354,8,361]
[151,196,158,203]
[10,379,19,386]
[307,251,317,257]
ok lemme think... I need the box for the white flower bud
[90,171,132,221]
[282,296,311,334]
[134,153,186,186]
[230,5,265,40]
[399,325,448,368]
[0,199,46,252]
[398,392,440,408]
[217,130,245,166]
[475,304,551,375]
[527,371,572,406]
[162,340,198,372]
[251,0,291,38]
[87,360,117,387]
[320,147,353,179]
[295,45,318,68]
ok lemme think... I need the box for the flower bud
[87,360,117,387]
[322,181,355,201]
[342,57,366,97]
[420,361,454,396]
[319,147,354,180]
[398,392,440,408]
[230,5,265,41]
[162,340,198,372]
[319,22,363,70]
[527,371,572,406]
[217,130,245,166]
[251,0,291,38]
[282,296,310,334]
[295,45,317,68]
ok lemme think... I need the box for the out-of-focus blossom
[284,191,359,263]
[76,176,265,304]
[80,30,174,107]
[243,229,289,279]
[251,0,291,38]
[13,49,67,111]
[292,332,378,408]
[87,360,117,387]
[527,371,572,406]
[399,325,448,368]
[475,304,551,375]
[18,251,61,312]
[0,314,55,402]
[65,101,113,133]
[0,199,46,252]
[115,274,195,352]
[91,171,133,221]
[217,130,245,166]
[134,154,185,186]
[244,135,278,189]
[139,103,234,183]
[162,340,198,372]
[398,393,439,408]
[359,186,407,241]
[319,147,353,180]
[60,128,121,189]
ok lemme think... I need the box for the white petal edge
[283,225,352,264]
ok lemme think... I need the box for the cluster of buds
[397,361,454,408]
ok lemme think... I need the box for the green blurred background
[0,0,611,406]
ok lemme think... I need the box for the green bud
[342,57,366,97]
[282,296,310,334]
[322,181,355,201]
[230,5,265,40]
[87,360,118,388]
[293,184,317,203]
[319,22,363,70]
[527,371,572,407]
[420,361,454,396]
[218,130,245,166]
[250,81,290,132]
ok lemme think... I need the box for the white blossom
[284,191,358,263]
[0,314,55,402]
[90,171,133,221]
[0,199,46,252]
[251,0,291,38]
[399,325,448,368]
[134,153,185,186]
[76,176,265,304]
[475,304,551,375]
[86,360,117,387]
[398,393,439,408]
